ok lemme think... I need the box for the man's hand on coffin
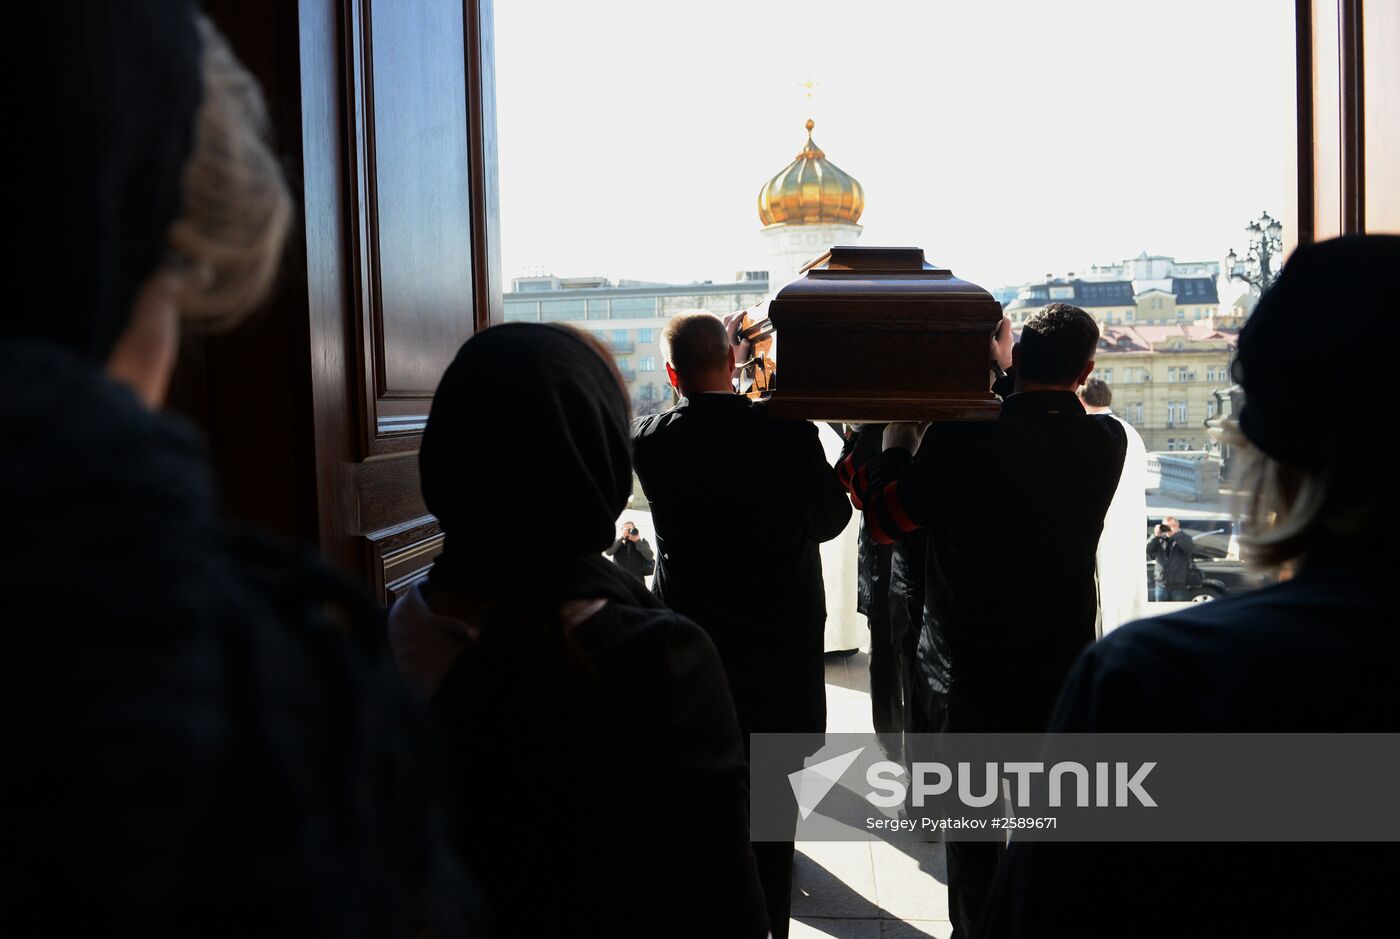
[722,310,753,380]
[882,422,929,454]
[991,315,1014,371]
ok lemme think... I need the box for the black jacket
[430,601,767,938]
[1,340,470,937]
[604,536,655,579]
[632,394,852,734]
[1146,529,1196,586]
[846,392,1126,732]
[982,556,1399,938]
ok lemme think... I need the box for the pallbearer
[632,312,852,939]
[842,303,1126,938]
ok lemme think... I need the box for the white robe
[1095,411,1149,635]
[816,423,867,653]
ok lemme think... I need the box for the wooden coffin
[738,245,1003,423]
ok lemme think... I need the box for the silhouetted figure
[5,5,468,934]
[632,312,852,939]
[839,425,901,744]
[983,235,1400,938]
[390,324,768,939]
[843,304,1126,938]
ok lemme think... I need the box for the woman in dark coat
[981,235,1400,938]
[388,323,769,938]
[4,5,469,934]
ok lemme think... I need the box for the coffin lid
[772,246,1000,305]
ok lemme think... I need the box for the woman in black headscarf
[389,323,769,938]
[4,4,470,935]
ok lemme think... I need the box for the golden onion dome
[757,119,865,227]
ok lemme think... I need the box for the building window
[639,356,656,372]
[1128,402,1144,423]
[1167,401,1188,426]
[503,300,540,322]
[1206,398,1218,419]
[637,328,654,343]
[610,297,657,317]
[539,299,585,321]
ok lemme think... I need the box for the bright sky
[495,0,1296,291]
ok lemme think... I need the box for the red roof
[1096,322,1239,355]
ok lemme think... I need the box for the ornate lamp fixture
[1224,211,1284,294]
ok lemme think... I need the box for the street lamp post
[1224,211,1284,295]
[1213,212,1283,481]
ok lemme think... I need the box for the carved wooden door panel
[174,0,501,602]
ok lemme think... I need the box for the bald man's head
[662,312,734,394]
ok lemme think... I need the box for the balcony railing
[608,341,635,354]
[1146,452,1221,502]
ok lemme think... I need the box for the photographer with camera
[605,520,655,581]
[1146,515,1196,601]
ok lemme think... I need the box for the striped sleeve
[835,449,857,491]
[864,478,922,545]
[836,424,883,510]
[841,444,925,545]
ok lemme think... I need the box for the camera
[1155,524,1171,536]
[626,527,639,537]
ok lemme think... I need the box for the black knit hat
[1233,234,1400,470]
[10,1,203,362]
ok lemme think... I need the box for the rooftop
[1096,322,1239,354]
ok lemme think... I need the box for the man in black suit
[843,303,1127,938]
[631,311,852,939]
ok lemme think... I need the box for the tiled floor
[790,653,952,939]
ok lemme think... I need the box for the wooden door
[1296,0,1400,242]
[171,0,501,601]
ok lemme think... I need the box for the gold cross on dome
[797,78,819,133]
